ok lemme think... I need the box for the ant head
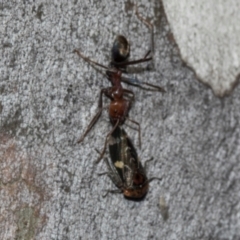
[111,35,130,63]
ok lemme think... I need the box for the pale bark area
[1,0,240,239]
[162,0,240,97]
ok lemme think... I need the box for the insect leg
[135,5,154,60]
[121,76,166,92]
[74,49,109,70]
[77,88,109,143]
[95,120,119,163]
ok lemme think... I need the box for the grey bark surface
[162,0,240,97]
[1,1,240,240]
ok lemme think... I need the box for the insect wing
[126,137,148,189]
[108,127,125,181]
[108,127,149,199]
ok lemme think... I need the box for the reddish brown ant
[74,7,165,163]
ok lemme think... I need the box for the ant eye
[111,35,130,63]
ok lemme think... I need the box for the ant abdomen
[111,35,130,63]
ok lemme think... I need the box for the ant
[74,7,165,163]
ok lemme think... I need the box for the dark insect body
[104,126,149,199]
[74,7,165,162]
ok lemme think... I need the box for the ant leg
[121,76,166,92]
[95,120,119,163]
[142,82,165,92]
[135,5,154,60]
[74,49,109,70]
[77,88,108,143]
[126,118,141,149]
[77,108,103,143]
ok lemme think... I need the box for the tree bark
[1,0,239,239]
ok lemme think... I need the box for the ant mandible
[74,6,165,163]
